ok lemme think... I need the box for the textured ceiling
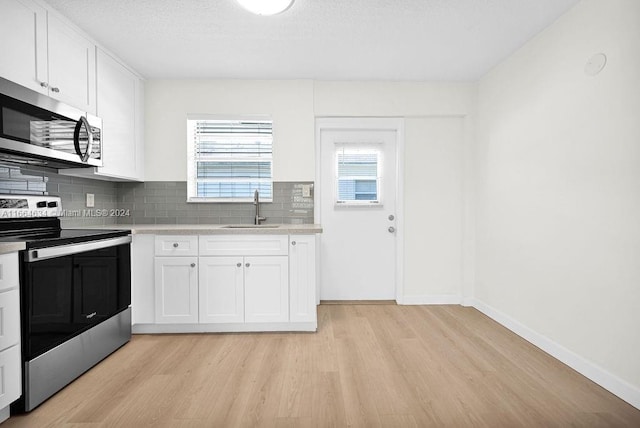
[44,0,580,80]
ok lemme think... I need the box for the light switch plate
[86,193,95,207]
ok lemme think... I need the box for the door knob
[291,241,296,246]
[388,226,396,233]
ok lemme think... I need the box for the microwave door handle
[73,116,93,162]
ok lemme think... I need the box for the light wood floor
[6,305,640,427]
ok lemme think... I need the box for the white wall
[145,79,315,181]
[403,117,464,301]
[476,0,640,404]
[145,79,475,302]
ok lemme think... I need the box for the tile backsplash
[0,162,119,228]
[116,181,314,225]
[0,162,314,227]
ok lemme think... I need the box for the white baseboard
[132,322,317,334]
[399,294,461,305]
[471,298,640,410]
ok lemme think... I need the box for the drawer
[0,345,21,409]
[154,236,199,256]
[0,253,19,293]
[0,289,20,351]
[199,235,289,256]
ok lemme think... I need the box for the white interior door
[318,122,399,300]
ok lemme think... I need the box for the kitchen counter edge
[0,242,26,254]
[84,224,323,235]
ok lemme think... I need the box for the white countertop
[0,242,26,255]
[87,224,323,235]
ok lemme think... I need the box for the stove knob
[36,201,47,208]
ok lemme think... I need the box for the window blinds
[335,147,380,204]
[188,119,273,201]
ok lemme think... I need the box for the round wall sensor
[584,53,607,76]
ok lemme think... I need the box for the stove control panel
[0,195,62,218]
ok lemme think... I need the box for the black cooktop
[0,229,130,249]
[0,218,130,249]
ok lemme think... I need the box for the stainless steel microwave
[0,76,102,169]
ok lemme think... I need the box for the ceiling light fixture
[236,0,294,16]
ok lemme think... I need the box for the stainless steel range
[0,195,131,412]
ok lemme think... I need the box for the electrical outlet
[302,184,311,198]
[86,193,95,208]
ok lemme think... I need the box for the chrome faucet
[253,189,266,225]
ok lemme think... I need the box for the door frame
[315,117,405,303]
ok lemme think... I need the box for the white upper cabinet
[46,13,96,114]
[91,49,144,180]
[0,0,96,114]
[0,0,47,94]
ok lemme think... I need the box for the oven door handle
[25,236,132,262]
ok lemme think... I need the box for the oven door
[21,237,131,360]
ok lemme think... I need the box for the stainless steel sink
[222,224,281,229]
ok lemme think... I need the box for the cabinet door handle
[245,263,250,268]
[173,243,179,248]
[40,81,48,88]
[236,262,242,268]
[51,86,60,93]
[190,263,196,268]
[291,241,296,246]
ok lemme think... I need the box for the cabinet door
[0,0,47,93]
[289,235,317,323]
[47,13,96,113]
[244,256,289,323]
[0,253,19,292]
[0,345,21,409]
[0,290,20,351]
[96,49,141,180]
[154,257,198,323]
[199,257,244,323]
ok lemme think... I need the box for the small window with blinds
[187,118,273,202]
[335,145,381,205]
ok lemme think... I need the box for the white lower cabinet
[244,256,289,323]
[0,253,22,418]
[199,255,289,323]
[0,345,21,409]
[145,234,316,332]
[199,256,244,323]
[289,235,317,323]
[154,256,198,323]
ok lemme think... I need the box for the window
[335,145,381,205]
[187,118,273,202]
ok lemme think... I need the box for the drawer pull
[291,241,296,246]
[173,243,179,248]
[237,262,242,268]
[245,263,250,268]
[190,263,196,268]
